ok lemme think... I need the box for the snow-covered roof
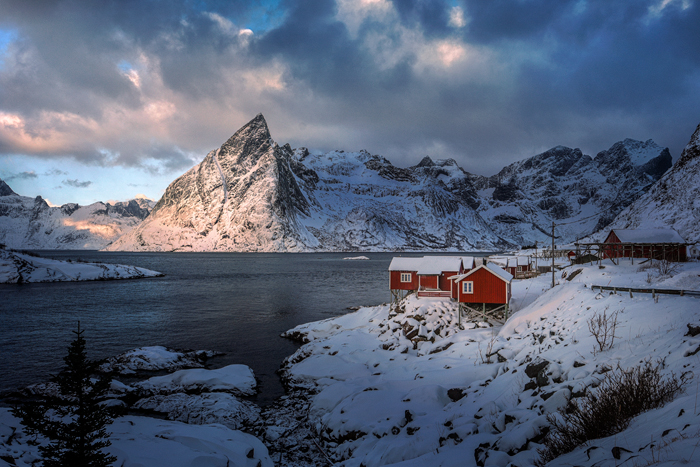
[390,256,472,274]
[610,229,686,244]
[417,256,464,275]
[487,262,514,281]
[487,256,528,268]
[388,257,423,271]
[451,263,513,283]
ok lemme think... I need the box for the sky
[0,0,699,206]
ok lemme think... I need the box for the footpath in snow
[0,248,164,283]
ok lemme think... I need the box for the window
[517,266,523,272]
[400,273,412,283]
[462,281,473,294]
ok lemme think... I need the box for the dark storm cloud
[62,178,92,188]
[0,0,698,179]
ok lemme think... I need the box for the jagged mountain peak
[218,113,273,167]
[0,178,17,197]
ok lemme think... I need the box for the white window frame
[400,272,412,283]
[462,281,473,294]
[517,265,523,272]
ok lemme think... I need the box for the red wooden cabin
[504,256,531,277]
[452,263,513,305]
[388,257,421,291]
[603,229,687,262]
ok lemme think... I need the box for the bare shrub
[536,360,688,466]
[645,271,654,284]
[477,333,497,364]
[654,260,680,277]
[587,307,619,354]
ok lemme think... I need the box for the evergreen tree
[13,324,117,467]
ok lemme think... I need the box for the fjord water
[0,252,396,405]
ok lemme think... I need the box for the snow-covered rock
[133,393,262,430]
[135,364,257,397]
[0,248,163,283]
[0,181,154,249]
[99,346,222,374]
[599,122,700,243]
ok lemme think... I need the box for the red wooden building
[504,256,531,277]
[388,256,475,302]
[451,263,513,323]
[602,229,687,262]
[388,257,421,298]
[452,263,513,305]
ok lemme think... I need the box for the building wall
[419,275,439,290]
[390,271,418,290]
[439,271,458,291]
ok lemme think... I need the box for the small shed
[388,257,422,302]
[505,256,531,277]
[603,229,687,262]
[452,263,513,323]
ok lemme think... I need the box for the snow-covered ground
[278,259,700,466]
[2,258,700,466]
[0,248,163,283]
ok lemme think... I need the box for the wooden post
[482,302,486,322]
[551,222,555,289]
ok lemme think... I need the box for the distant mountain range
[3,114,692,251]
[0,179,154,249]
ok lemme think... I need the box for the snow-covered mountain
[466,139,671,246]
[595,122,700,243]
[107,114,506,252]
[0,181,155,250]
[3,114,673,252]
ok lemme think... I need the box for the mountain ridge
[106,114,671,252]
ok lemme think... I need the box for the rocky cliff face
[599,123,700,243]
[0,186,154,250]
[465,140,671,245]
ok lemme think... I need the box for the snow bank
[0,249,163,283]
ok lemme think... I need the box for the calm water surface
[0,252,398,405]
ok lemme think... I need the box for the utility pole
[551,221,556,288]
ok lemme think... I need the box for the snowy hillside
[277,261,700,466]
[597,122,700,243]
[107,115,669,252]
[468,140,671,246]
[0,179,154,250]
[0,248,163,283]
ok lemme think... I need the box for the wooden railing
[417,290,452,298]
